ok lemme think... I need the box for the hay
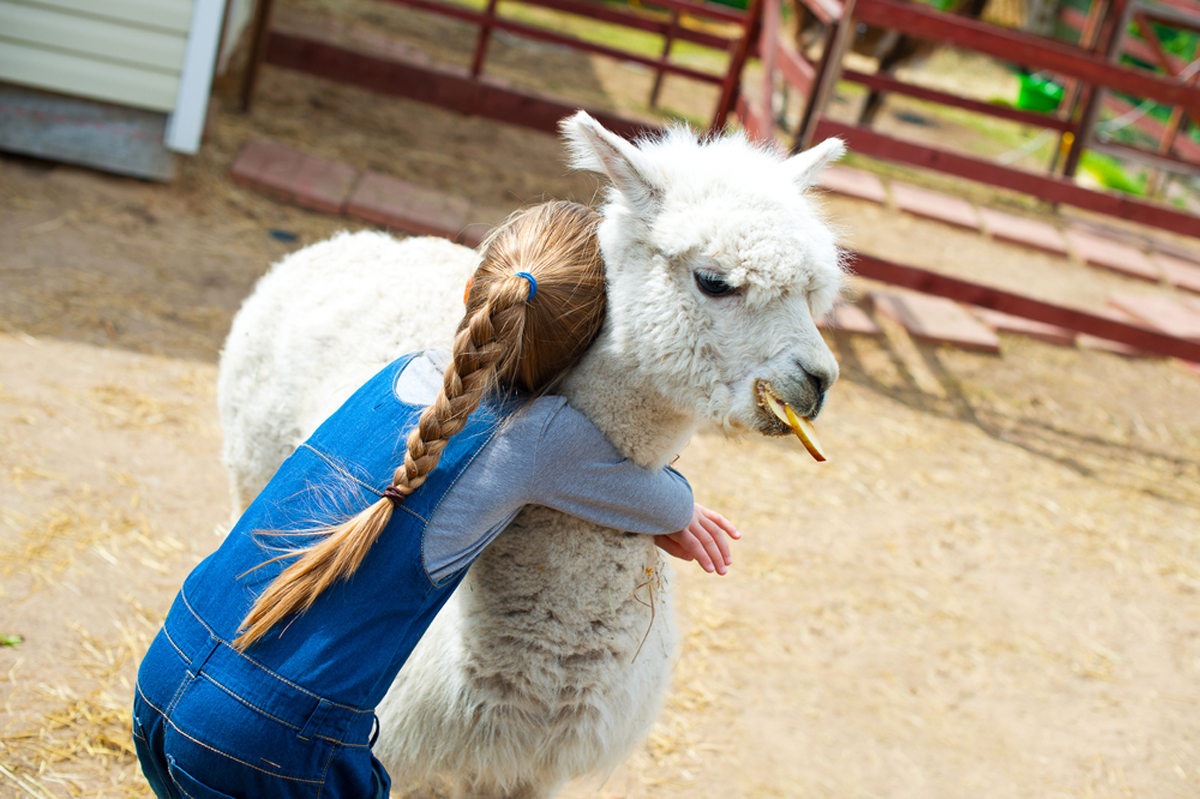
[617,590,746,788]
[0,616,151,799]
[0,493,150,589]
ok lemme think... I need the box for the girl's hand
[654,504,740,575]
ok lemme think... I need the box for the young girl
[133,201,738,799]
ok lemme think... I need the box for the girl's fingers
[701,507,740,539]
[695,514,732,567]
[655,535,693,561]
[689,523,727,574]
[685,530,718,573]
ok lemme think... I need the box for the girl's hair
[233,201,606,650]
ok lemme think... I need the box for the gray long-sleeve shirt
[397,351,694,581]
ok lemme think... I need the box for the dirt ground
[2,4,1200,797]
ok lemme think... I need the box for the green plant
[1078,151,1148,196]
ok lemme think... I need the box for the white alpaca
[217,112,845,799]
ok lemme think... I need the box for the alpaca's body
[218,114,846,799]
[218,233,476,512]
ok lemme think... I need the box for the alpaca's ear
[560,111,662,214]
[785,138,846,190]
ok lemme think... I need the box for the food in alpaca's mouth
[756,380,827,462]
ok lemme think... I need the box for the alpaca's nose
[805,367,833,400]
[798,361,837,418]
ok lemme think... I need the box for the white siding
[0,0,193,113]
[16,0,193,33]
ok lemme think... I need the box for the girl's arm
[655,503,740,575]
[530,402,695,534]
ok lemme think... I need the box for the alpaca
[216,112,846,799]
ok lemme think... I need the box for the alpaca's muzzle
[756,380,827,462]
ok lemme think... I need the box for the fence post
[650,8,681,109]
[712,0,765,132]
[471,0,502,78]
[1062,0,1134,177]
[759,0,781,134]
[239,0,277,111]
[795,0,857,152]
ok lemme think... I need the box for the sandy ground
[2,4,1200,797]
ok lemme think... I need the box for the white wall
[0,0,194,113]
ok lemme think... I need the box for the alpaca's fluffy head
[560,112,845,438]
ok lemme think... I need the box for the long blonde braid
[234,201,605,650]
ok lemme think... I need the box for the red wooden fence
[238,0,1200,360]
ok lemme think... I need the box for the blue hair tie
[514,271,538,301]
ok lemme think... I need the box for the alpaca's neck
[560,347,695,470]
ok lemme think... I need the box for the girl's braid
[391,296,516,496]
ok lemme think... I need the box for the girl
[133,201,738,799]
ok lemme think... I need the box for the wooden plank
[0,2,187,71]
[370,0,724,84]
[854,0,1200,117]
[264,32,658,139]
[0,83,174,180]
[1136,3,1200,33]
[0,39,179,111]
[871,291,1002,352]
[796,0,856,148]
[814,119,1200,239]
[509,0,733,50]
[841,69,1074,132]
[711,0,762,130]
[848,251,1200,360]
[9,0,194,34]
[758,0,781,136]
[776,41,815,96]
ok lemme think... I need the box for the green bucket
[1016,73,1064,112]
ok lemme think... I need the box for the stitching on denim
[199,672,301,731]
[315,733,368,748]
[178,587,369,710]
[161,627,189,665]
[180,592,373,717]
[165,719,324,784]
[162,667,191,719]
[138,678,192,770]
[315,745,338,799]
[136,681,168,717]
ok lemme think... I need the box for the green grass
[1078,151,1149,196]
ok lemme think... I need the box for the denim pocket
[168,757,239,799]
[164,674,332,793]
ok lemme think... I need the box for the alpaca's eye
[694,271,736,297]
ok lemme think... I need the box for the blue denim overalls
[134,353,519,799]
